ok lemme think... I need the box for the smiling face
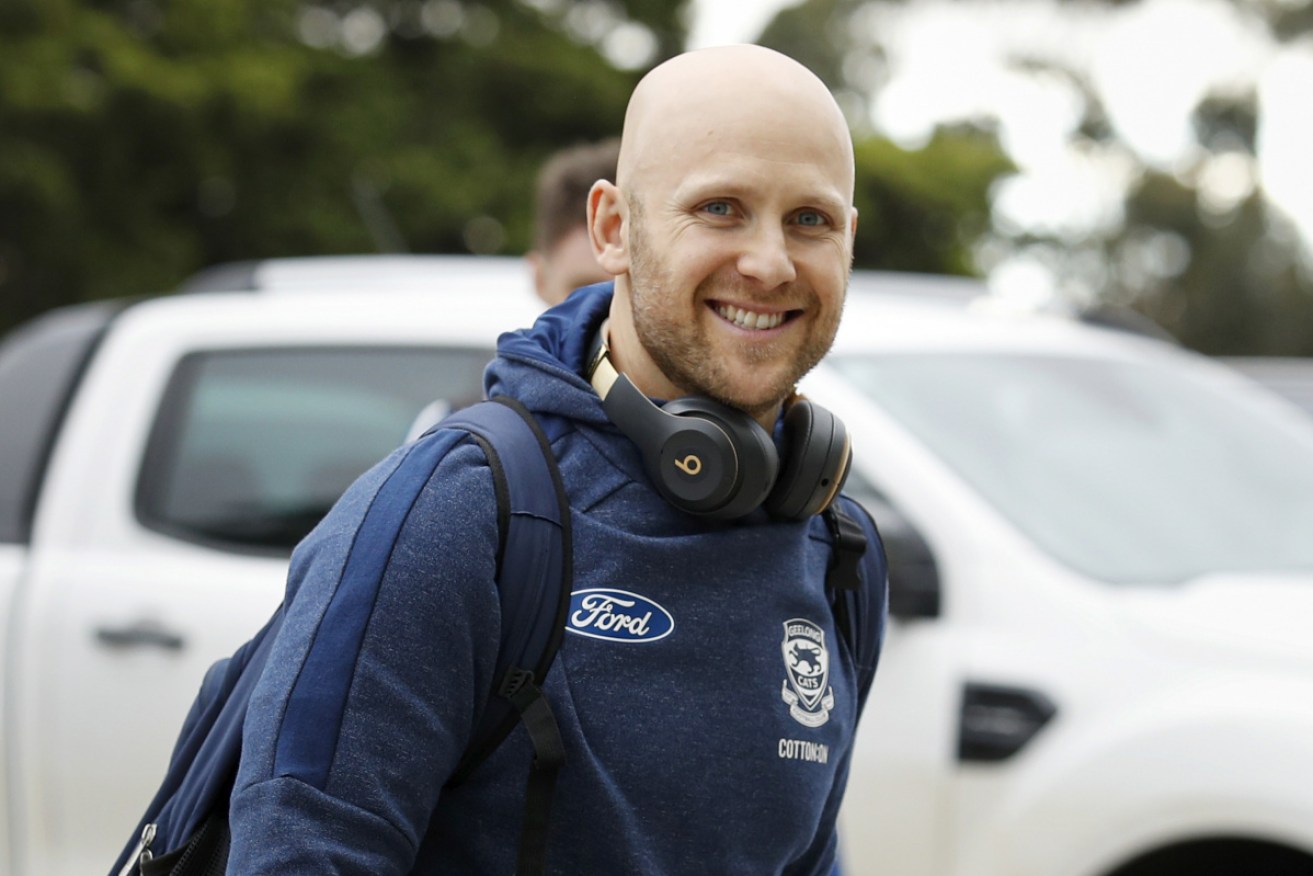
[590,46,857,426]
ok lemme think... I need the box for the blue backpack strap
[113,397,571,876]
[437,395,572,876]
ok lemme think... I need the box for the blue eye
[703,201,732,216]
[796,210,826,227]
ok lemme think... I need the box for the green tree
[0,0,684,335]
[993,58,1313,354]
[760,0,1016,277]
[851,126,1014,275]
[1111,172,1313,355]
[759,0,1313,355]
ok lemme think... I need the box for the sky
[687,0,804,49]
[686,0,1313,296]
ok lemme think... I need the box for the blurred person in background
[526,138,619,306]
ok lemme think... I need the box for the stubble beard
[626,215,841,422]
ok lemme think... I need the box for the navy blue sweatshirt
[227,283,887,875]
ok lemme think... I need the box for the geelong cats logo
[781,619,834,727]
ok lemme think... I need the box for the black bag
[113,397,573,876]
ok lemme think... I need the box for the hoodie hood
[485,281,614,427]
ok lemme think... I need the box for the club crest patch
[781,619,834,727]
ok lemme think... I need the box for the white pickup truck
[3,256,1313,876]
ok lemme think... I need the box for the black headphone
[587,322,852,521]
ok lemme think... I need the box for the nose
[736,223,797,289]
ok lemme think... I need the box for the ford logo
[566,588,674,643]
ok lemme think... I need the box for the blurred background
[4,0,1312,358]
[8,5,1313,874]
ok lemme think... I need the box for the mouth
[711,301,800,331]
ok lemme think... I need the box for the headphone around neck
[586,321,852,521]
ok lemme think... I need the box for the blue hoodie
[228,283,887,875]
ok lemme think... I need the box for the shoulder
[286,429,502,603]
[384,429,504,562]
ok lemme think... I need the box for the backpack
[111,396,572,876]
[111,396,879,876]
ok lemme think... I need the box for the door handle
[95,619,186,651]
[957,681,1057,762]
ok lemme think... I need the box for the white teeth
[716,304,785,330]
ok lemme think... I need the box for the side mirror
[847,488,942,620]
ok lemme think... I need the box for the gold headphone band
[587,319,620,401]
[815,429,851,513]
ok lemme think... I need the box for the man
[527,138,619,306]
[227,45,886,874]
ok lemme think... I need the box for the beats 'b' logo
[673,454,702,477]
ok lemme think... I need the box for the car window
[0,302,125,544]
[831,351,1313,584]
[136,346,491,553]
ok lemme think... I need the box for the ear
[849,206,859,242]
[588,180,630,275]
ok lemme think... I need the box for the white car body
[2,256,1311,875]
[822,287,1313,875]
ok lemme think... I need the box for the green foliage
[852,127,1015,275]
[1117,172,1313,356]
[24,0,1306,360]
[0,0,660,335]
[1192,91,1258,154]
[760,0,1014,277]
[760,0,1313,355]
[1271,1,1313,40]
[757,0,856,90]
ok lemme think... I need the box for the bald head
[617,45,854,203]
[586,46,858,426]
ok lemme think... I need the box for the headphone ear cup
[662,397,779,520]
[765,400,851,520]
